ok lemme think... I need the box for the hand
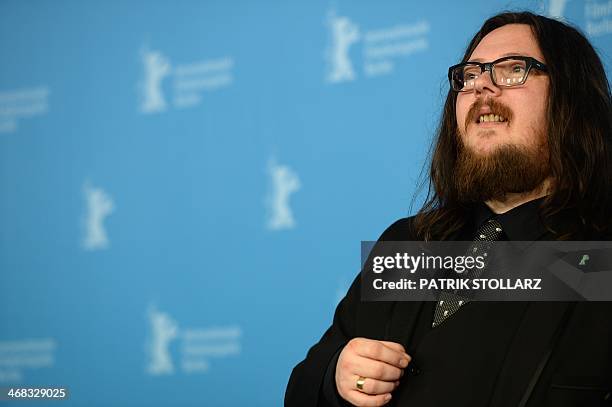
[335,338,411,406]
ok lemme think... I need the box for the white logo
[82,182,115,251]
[324,9,430,82]
[326,10,360,83]
[173,57,234,108]
[266,159,301,231]
[138,46,234,113]
[547,0,571,18]
[0,338,56,384]
[139,49,171,114]
[585,0,612,37]
[144,305,241,376]
[0,87,49,134]
[145,306,179,375]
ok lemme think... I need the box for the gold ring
[356,376,366,390]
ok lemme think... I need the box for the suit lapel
[384,301,426,351]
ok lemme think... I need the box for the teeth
[478,114,506,123]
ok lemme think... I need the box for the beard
[454,133,550,203]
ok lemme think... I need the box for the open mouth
[476,114,508,124]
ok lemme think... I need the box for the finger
[346,390,392,407]
[352,356,403,381]
[350,374,398,395]
[379,341,408,355]
[354,340,410,369]
[380,341,411,363]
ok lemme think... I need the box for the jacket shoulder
[379,216,419,241]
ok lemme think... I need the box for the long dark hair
[414,11,612,240]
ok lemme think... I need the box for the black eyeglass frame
[448,55,548,92]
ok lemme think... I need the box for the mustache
[464,98,514,133]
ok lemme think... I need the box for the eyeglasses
[448,56,548,92]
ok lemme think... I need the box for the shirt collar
[472,197,549,241]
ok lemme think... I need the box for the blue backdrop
[0,0,610,405]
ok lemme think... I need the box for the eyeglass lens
[454,59,528,91]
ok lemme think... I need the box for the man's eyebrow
[468,52,526,62]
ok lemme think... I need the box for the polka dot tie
[432,218,504,327]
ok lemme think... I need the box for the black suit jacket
[285,215,612,407]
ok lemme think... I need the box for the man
[286,11,612,407]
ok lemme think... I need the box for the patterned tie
[432,218,504,327]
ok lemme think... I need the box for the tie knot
[475,218,504,242]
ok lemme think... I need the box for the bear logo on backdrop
[326,10,360,83]
[146,306,179,375]
[144,305,242,376]
[547,0,571,18]
[82,182,115,251]
[324,8,431,82]
[139,49,171,114]
[137,46,235,114]
[266,159,301,231]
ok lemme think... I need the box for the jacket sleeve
[284,218,414,407]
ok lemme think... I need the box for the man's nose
[474,70,502,97]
